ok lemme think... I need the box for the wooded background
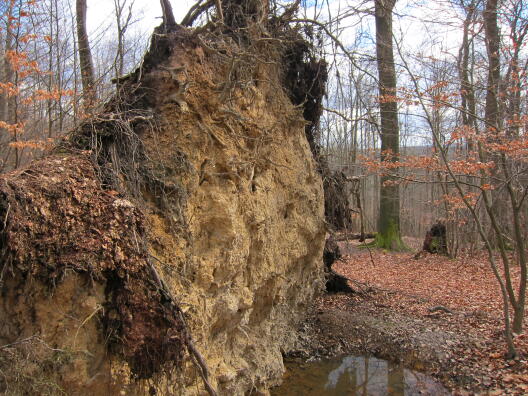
[0,0,526,255]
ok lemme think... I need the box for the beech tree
[388,0,527,358]
[374,0,404,250]
[75,0,95,109]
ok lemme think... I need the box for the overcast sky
[88,0,196,38]
[86,0,462,60]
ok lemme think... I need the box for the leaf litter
[305,239,527,395]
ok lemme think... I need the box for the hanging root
[148,259,218,396]
[184,324,218,396]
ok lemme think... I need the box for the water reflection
[271,355,450,396]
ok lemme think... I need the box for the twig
[323,106,378,126]
[428,305,454,314]
[2,203,9,230]
[0,335,38,350]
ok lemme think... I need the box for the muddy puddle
[271,355,450,395]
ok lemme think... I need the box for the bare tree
[113,0,135,79]
[76,0,96,109]
[374,0,404,250]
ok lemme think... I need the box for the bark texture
[374,0,404,250]
[75,0,96,108]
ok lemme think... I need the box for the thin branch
[181,0,214,27]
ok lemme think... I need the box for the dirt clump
[0,155,187,391]
[0,15,327,396]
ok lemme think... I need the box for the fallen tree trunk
[333,233,377,242]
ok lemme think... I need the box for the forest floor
[293,238,528,395]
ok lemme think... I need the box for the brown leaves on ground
[327,242,528,395]
[335,247,513,317]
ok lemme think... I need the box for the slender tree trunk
[75,0,96,111]
[1,1,14,124]
[483,2,523,335]
[68,0,80,124]
[509,191,526,333]
[374,0,404,250]
[502,0,528,333]
[160,0,176,29]
[114,0,124,79]
[48,0,54,138]
[0,5,13,171]
[504,7,528,137]
[114,0,134,79]
[10,9,22,169]
[475,0,521,346]
[484,0,501,132]
[54,0,64,134]
[457,1,478,140]
[457,1,478,216]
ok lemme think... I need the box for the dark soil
[0,155,185,379]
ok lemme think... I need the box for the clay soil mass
[292,239,528,395]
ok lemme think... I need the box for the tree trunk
[457,0,478,141]
[374,0,404,250]
[159,0,176,29]
[482,0,520,356]
[483,0,501,132]
[0,7,13,171]
[75,0,96,110]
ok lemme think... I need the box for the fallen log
[333,232,376,242]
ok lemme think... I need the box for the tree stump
[422,222,447,255]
